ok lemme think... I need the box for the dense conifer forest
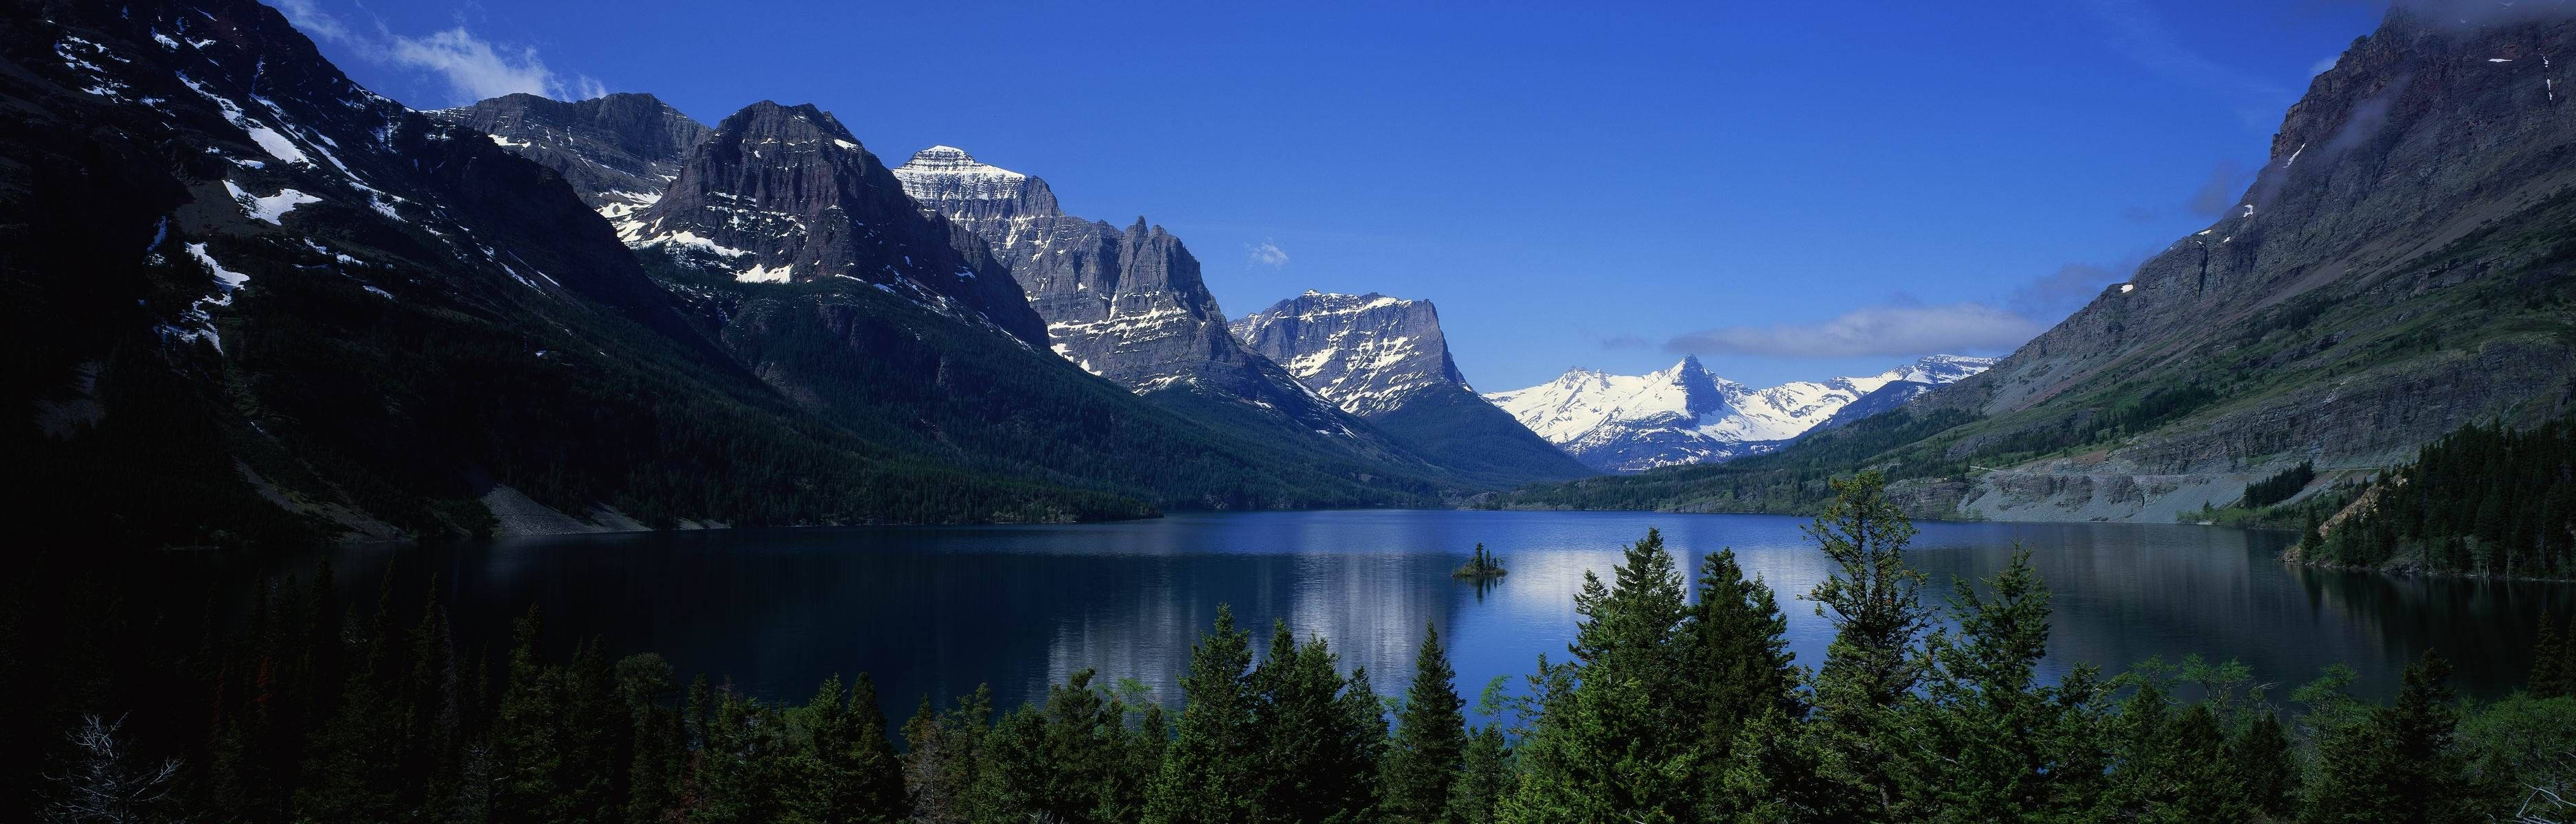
[2301,416,2576,578]
[12,474,2575,823]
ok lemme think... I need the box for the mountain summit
[629,105,1045,343]
[890,146,1386,442]
[1234,291,1592,483]
[427,92,708,226]
[1486,355,1993,472]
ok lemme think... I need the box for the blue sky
[274,0,2385,389]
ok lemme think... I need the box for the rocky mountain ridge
[1484,3,2576,520]
[1485,355,1994,473]
[1233,290,1592,483]
[426,92,707,227]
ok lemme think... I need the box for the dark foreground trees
[26,471,2576,823]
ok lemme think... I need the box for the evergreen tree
[901,687,991,824]
[2533,612,2573,700]
[1447,726,1512,824]
[1899,547,2076,822]
[2231,711,2301,821]
[2305,650,2476,824]
[1501,529,1696,824]
[615,654,681,824]
[489,608,573,824]
[1144,606,1257,824]
[1680,547,1801,820]
[1803,470,1931,819]
[790,674,907,823]
[1247,622,1383,824]
[1384,622,1468,824]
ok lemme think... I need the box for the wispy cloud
[1245,239,1289,268]
[273,0,603,105]
[2184,159,2255,217]
[2007,263,2127,320]
[1664,300,2046,359]
[2083,0,2292,129]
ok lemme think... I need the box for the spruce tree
[2305,650,2476,824]
[1384,622,1468,824]
[1447,726,1512,824]
[2230,710,2300,821]
[1682,548,1800,767]
[1899,547,2069,821]
[1803,470,1930,819]
[1144,606,1257,824]
[1501,529,1695,824]
[1248,623,1383,824]
[791,674,907,823]
[2533,612,2571,700]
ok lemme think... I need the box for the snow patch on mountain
[1484,354,1995,472]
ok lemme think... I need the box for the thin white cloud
[1664,301,2046,359]
[2083,0,2292,129]
[272,0,603,105]
[1246,239,1289,268]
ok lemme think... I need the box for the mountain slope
[624,106,1048,344]
[1232,290,1592,484]
[1484,355,1992,472]
[425,91,707,227]
[3,0,1172,547]
[1489,5,2576,519]
[888,146,1472,488]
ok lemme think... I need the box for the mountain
[887,146,1465,484]
[1232,291,1593,483]
[3,0,1194,545]
[623,106,1048,343]
[1489,4,2576,520]
[425,91,708,227]
[1484,355,1993,473]
[4,0,1479,549]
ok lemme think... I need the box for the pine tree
[1144,606,1258,824]
[1384,622,1467,824]
[615,654,681,824]
[1447,726,1512,824]
[1501,529,1695,824]
[1684,549,1801,762]
[1900,547,2070,821]
[901,687,990,824]
[2230,711,2300,821]
[489,607,570,824]
[1248,622,1383,824]
[791,674,907,823]
[2532,612,2575,700]
[1804,470,1931,819]
[2305,650,2476,824]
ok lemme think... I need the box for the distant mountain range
[1484,355,1993,472]
[1489,4,2576,520]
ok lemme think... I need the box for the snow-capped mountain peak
[891,145,1031,202]
[1485,354,1996,472]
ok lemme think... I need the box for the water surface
[295,510,2572,719]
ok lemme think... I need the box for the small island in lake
[1453,542,1507,579]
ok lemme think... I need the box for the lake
[288,510,2574,722]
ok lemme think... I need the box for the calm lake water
[290,510,2573,720]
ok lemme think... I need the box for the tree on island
[1454,543,1506,579]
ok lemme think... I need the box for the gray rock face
[1899,7,2576,520]
[891,146,1350,426]
[1232,291,1468,417]
[1233,291,1594,483]
[630,106,1045,344]
[428,92,708,227]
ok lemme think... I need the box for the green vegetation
[18,472,2575,823]
[1451,543,1506,580]
[2244,461,2318,508]
[1488,179,2576,520]
[2307,415,2576,577]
